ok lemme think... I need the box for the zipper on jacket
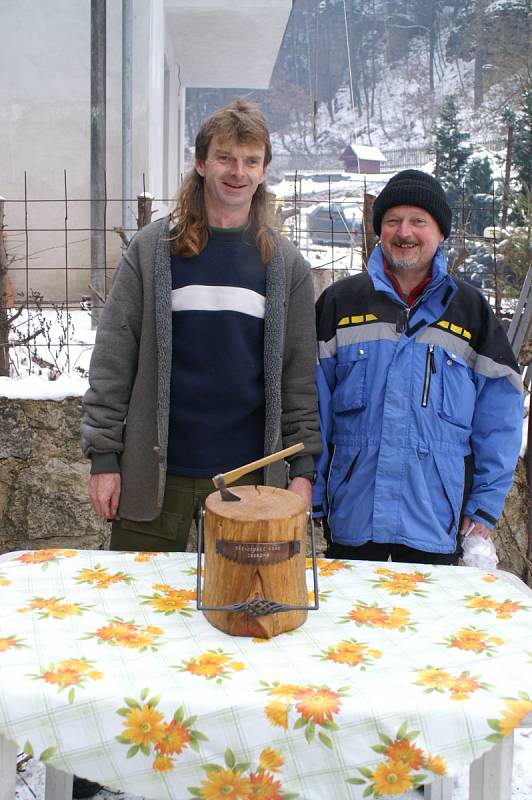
[395,295,423,335]
[395,306,410,334]
[421,344,436,407]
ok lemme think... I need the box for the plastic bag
[461,532,498,570]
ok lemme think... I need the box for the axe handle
[217,442,305,487]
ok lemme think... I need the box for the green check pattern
[0,550,531,799]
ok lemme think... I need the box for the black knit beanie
[372,169,452,239]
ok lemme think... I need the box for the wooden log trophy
[196,443,319,639]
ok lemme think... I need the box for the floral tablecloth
[0,549,531,800]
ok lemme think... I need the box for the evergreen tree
[433,96,471,222]
[464,156,496,236]
[509,83,532,225]
[500,83,532,289]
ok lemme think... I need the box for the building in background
[340,144,386,174]
[1,0,291,302]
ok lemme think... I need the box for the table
[0,549,531,800]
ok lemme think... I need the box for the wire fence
[0,169,525,378]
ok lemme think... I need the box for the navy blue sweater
[166,228,266,477]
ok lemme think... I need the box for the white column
[425,777,454,800]
[469,735,514,800]
[147,0,165,198]
[0,735,16,800]
[177,85,187,189]
[45,765,73,800]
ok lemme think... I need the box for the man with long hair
[82,98,320,553]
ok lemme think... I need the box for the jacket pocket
[327,446,361,514]
[433,451,466,537]
[439,350,476,429]
[332,347,368,413]
[421,344,436,407]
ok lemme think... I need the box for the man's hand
[287,476,312,509]
[460,516,491,540]
[89,473,121,519]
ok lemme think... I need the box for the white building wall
[1,0,124,302]
[1,0,291,303]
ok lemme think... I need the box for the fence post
[0,197,10,377]
[362,192,376,269]
[137,192,154,230]
[90,0,106,329]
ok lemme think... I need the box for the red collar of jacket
[384,259,432,306]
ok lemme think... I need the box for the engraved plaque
[216,540,300,564]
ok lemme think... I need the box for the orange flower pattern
[33,657,103,703]
[347,722,448,796]
[16,549,77,568]
[464,592,529,619]
[17,596,92,619]
[340,600,416,631]
[1,548,531,798]
[142,583,196,616]
[371,568,433,596]
[116,689,207,771]
[179,649,245,682]
[133,552,161,562]
[487,693,532,741]
[441,626,505,656]
[87,617,164,651]
[75,565,134,590]
[319,638,383,669]
[183,565,205,577]
[306,558,353,577]
[0,634,26,653]
[308,588,332,604]
[260,681,347,748]
[415,666,489,701]
[258,747,284,773]
[187,746,297,800]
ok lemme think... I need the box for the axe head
[212,474,241,502]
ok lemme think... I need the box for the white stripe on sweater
[171,285,265,319]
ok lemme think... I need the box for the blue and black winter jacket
[312,245,523,553]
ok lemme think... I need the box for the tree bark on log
[202,485,308,638]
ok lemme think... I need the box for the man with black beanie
[312,169,523,564]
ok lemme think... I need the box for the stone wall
[0,397,108,553]
[491,457,529,583]
[0,398,529,587]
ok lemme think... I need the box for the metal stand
[196,510,320,615]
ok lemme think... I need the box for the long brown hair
[171,98,276,264]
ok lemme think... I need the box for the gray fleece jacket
[81,217,321,521]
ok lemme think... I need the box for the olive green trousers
[110,471,262,552]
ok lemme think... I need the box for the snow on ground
[270,169,394,202]
[0,372,88,399]
[1,307,93,397]
[269,22,519,157]
[13,728,532,799]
